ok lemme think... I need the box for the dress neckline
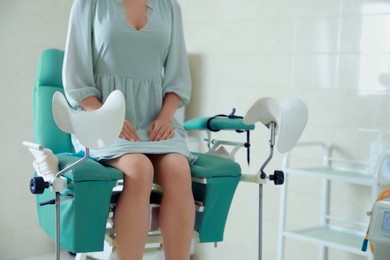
[112,0,155,32]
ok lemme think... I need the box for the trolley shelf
[283,225,368,256]
[277,141,390,260]
[285,167,390,186]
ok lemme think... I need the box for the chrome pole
[55,192,60,260]
[259,183,263,260]
[258,122,276,260]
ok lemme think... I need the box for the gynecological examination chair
[25,49,308,260]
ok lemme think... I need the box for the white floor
[22,250,78,260]
[22,250,165,260]
[21,238,189,259]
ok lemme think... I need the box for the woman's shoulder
[69,0,103,17]
[71,0,98,9]
[157,0,182,12]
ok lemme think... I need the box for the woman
[62,0,195,259]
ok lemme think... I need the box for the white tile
[254,20,295,53]
[293,54,337,89]
[290,0,340,18]
[293,17,340,53]
[357,54,390,91]
[339,15,390,53]
[342,0,390,16]
[0,5,23,45]
[336,54,362,90]
[21,13,65,47]
[215,22,257,53]
[0,232,15,260]
[255,0,296,19]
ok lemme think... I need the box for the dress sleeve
[162,0,192,108]
[62,0,101,108]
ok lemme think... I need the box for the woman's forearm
[158,92,180,120]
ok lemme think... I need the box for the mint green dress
[63,0,192,161]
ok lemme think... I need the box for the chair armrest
[184,117,255,131]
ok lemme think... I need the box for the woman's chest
[93,0,171,56]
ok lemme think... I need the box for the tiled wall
[0,0,72,258]
[1,0,390,259]
[181,0,390,259]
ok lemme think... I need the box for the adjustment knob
[30,176,50,194]
[269,170,284,185]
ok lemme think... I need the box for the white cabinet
[277,141,390,260]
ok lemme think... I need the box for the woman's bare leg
[151,153,195,260]
[105,153,154,260]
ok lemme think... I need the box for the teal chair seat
[36,155,122,252]
[190,152,241,178]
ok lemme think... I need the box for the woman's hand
[120,120,140,141]
[147,117,174,141]
[147,92,180,141]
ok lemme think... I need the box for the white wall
[0,0,72,258]
[1,0,390,259]
[180,0,390,259]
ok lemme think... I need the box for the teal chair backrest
[33,49,73,154]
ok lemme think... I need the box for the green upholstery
[36,173,119,252]
[190,153,241,242]
[184,117,255,131]
[33,49,72,154]
[191,152,241,178]
[59,154,123,182]
[32,48,241,252]
[33,49,123,252]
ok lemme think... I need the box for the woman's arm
[147,1,191,142]
[80,96,102,111]
[161,0,191,108]
[147,92,180,141]
[62,0,101,108]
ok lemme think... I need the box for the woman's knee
[108,153,154,191]
[154,154,192,195]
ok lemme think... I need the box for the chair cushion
[58,152,241,182]
[58,154,123,182]
[190,152,241,178]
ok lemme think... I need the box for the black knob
[269,170,284,185]
[30,176,50,194]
